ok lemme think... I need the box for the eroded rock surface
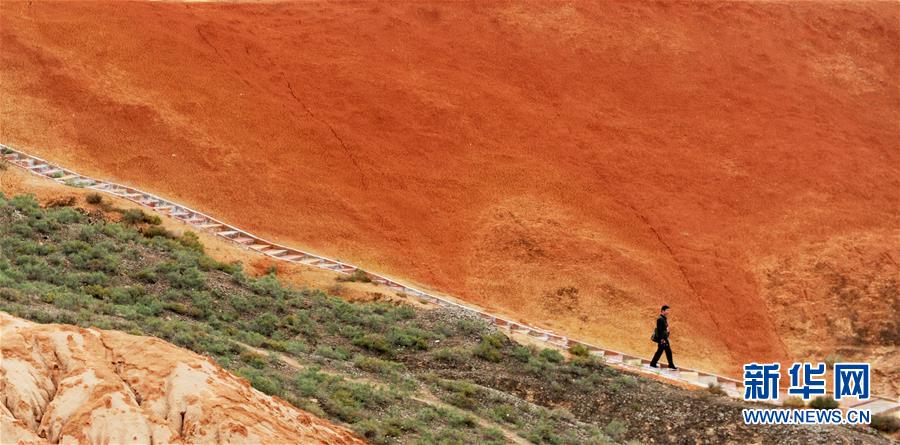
[0,312,367,445]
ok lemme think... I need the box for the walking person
[649,305,677,369]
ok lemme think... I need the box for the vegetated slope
[0,313,367,445]
[0,193,894,445]
[0,1,897,388]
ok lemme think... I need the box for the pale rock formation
[0,312,368,445]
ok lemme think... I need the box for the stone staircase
[2,143,897,416]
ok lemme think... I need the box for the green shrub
[48,207,81,224]
[523,356,550,376]
[604,419,629,442]
[455,318,483,336]
[353,355,404,376]
[61,240,90,255]
[824,355,843,370]
[101,223,139,242]
[706,383,727,396]
[294,369,395,423]
[162,302,204,319]
[386,326,431,350]
[445,408,478,428]
[142,226,173,238]
[237,367,282,396]
[258,338,287,352]
[135,301,163,317]
[390,304,416,321]
[539,348,564,364]
[283,339,309,355]
[84,285,111,300]
[809,396,839,409]
[782,396,806,408]
[527,418,562,444]
[355,418,404,444]
[18,256,55,281]
[436,379,481,410]
[570,354,603,369]
[85,193,103,205]
[432,347,469,365]
[239,350,270,369]
[568,343,590,358]
[473,332,505,362]
[0,287,23,302]
[132,267,158,283]
[179,231,203,253]
[614,374,637,388]
[511,346,532,363]
[353,334,393,355]
[109,286,146,305]
[488,404,522,426]
[871,413,900,433]
[315,345,352,361]
[252,312,279,336]
[121,208,161,226]
[248,274,287,300]
[10,195,39,212]
[161,264,205,289]
[336,268,371,283]
[69,243,120,273]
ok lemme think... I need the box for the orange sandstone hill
[0,1,897,391]
[0,312,367,445]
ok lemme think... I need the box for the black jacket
[655,315,669,342]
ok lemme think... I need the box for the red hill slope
[1,1,897,391]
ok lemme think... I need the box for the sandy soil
[1,1,897,390]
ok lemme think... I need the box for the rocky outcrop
[0,312,367,445]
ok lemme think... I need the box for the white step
[698,375,719,386]
[854,399,900,416]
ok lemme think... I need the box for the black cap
[661,305,670,311]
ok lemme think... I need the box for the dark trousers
[650,341,674,367]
